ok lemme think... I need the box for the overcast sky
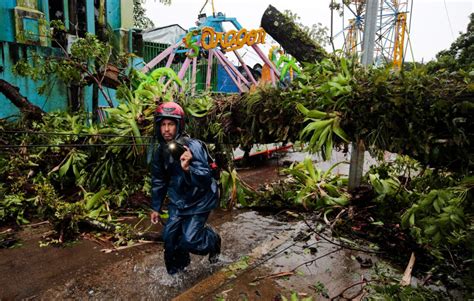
[143,0,473,63]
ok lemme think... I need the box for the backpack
[196,139,220,182]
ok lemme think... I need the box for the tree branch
[0,79,44,120]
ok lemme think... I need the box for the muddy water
[284,148,393,175]
[261,229,381,298]
[197,220,388,300]
[130,212,292,300]
[39,211,294,300]
[3,203,392,300]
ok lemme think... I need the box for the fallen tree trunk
[261,5,327,63]
[0,79,44,120]
[187,68,473,173]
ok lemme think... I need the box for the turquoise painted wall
[0,40,122,119]
[0,0,125,44]
[107,0,121,30]
[0,42,68,119]
[38,0,49,36]
[83,86,119,114]
[0,1,17,43]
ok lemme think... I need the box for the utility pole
[348,0,379,190]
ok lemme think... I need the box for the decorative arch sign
[201,27,266,52]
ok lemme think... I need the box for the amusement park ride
[141,11,297,93]
[142,13,281,92]
[139,0,411,162]
[138,0,411,173]
[332,0,411,69]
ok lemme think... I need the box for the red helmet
[155,102,185,130]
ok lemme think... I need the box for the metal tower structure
[332,0,411,68]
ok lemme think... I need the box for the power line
[0,143,152,149]
[443,0,455,39]
[1,130,154,139]
[199,0,209,14]
[0,131,153,150]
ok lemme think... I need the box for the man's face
[160,118,177,142]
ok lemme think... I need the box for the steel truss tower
[332,0,410,68]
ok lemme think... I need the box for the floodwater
[237,145,392,176]
[1,196,383,299]
[38,211,295,300]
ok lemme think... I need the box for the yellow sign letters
[201,27,266,52]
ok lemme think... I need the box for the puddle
[132,211,293,299]
[4,208,447,300]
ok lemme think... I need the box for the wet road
[39,211,295,300]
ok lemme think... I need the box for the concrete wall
[120,0,133,29]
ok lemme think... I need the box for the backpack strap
[195,139,219,181]
[198,140,216,164]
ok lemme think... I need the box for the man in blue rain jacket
[150,101,221,275]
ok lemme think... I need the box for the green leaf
[296,103,309,115]
[433,198,441,213]
[332,123,350,143]
[291,292,299,301]
[324,132,333,160]
[85,188,109,210]
[304,157,319,182]
[401,211,411,228]
[424,225,438,235]
[409,213,415,226]
[59,156,72,177]
[449,214,464,226]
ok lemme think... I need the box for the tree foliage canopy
[429,13,474,72]
[283,10,330,47]
[133,0,172,30]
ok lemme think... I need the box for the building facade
[0,0,136,119]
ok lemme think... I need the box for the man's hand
[180,145,192,172]
[150,210,163,225]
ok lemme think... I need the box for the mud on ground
[1,209,302,300]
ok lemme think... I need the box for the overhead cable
[1,130,154,139]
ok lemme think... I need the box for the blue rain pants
[163,207,220,274]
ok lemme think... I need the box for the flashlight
[167,140,186,160]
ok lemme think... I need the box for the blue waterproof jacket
[151,139,218,215]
